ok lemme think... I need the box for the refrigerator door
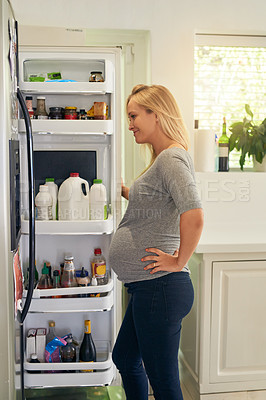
[0,0,21,399]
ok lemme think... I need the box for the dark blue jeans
[112,272,194,400]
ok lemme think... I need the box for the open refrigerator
[19,48,122,388]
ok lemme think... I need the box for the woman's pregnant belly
[109,225,179,283]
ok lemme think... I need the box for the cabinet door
[210,260,266,383]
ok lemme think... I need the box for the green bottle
[218,117,229,172]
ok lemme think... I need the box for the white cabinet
[210,260,266,384]
[180,253,266,399]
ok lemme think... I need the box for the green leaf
[245,104,253,119]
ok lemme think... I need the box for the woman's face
[127,99,158,145]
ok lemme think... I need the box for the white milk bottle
[35,185,52,220]
[90,179,107,220]
[58,173,90,220]
[45,178,58,220]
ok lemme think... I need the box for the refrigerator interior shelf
[18,119,113,135]
[24,363,114,388]
[21,215,114,235]
[23,278,114,298]
[20,81,113,94]
[24,340,112,371]
[25,291,114,313]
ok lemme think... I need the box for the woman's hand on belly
[142,248,183,274]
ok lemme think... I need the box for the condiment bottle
[52,270,61,298]
[25,96,34,119]
[79,109,87,120]
[37,263,53,289]
[89,71,104,82]
[34,96,48,119]
[90,248,107,285]
[76,267,90,298]
[61,255,78,288]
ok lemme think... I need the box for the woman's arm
[121,185,129,200]
[142,208,204,273]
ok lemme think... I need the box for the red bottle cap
[94,248,102,255]
[70,173,79,177]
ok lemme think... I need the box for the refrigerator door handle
[17,88,35,323]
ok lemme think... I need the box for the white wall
[11,0,266,140]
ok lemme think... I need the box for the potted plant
[229,104,266,170]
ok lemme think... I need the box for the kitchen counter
[196,223,266,253]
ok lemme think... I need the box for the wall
[11,0,266,144]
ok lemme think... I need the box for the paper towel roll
[194,129,216,172]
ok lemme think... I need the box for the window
[194,34,266,169]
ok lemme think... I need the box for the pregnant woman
[109,84,204,400]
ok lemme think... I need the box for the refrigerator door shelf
[25,340,112,372]
[19,119,113,135]
[24,364,114,388]
[19,81,113,94]
[24,291,114,313]
[21,215,114,235]
[23,278,114,299]
[24,340,114,387]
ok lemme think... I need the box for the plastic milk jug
[35,185,52,220]
[58,173,90,220]
[45,178,58,220]
[90,179,107,220]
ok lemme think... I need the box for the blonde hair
[127,84,190,171]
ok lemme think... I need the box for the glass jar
[35,97,48,119]
[61,255,77,288]
[64,107,77,120]
[89,71,104,82]
[49,107,64,119]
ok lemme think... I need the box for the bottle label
[79,360,94,373]
[91,262,106,278]
[36,115,48,120]
[36,205,52,220]
[218,144,229,157]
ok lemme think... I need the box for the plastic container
[61,255,77,288]
[90,179,107,220]
[35,185,52,221]
[44,178,58,220]
[58,173,90,221]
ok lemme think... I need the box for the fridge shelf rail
[24,364,114,388]
[23,278,114,299]
[18,119,114,135]
[21,215,114,235]
[19,81,113,94]
[24,290,114,313]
